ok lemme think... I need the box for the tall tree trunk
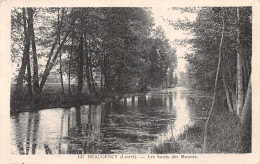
[89,53,97,98]
[58,8,65,95]
[242,51,249,97]
[100,67,103,92]
[168,68,174,87]
[225,39,236,109]
[223,72,233,112]
[59,45,64,95]
[27,52,33,97]
[27,8,39,96]
[100,52,105,93]
[240,75,251,153]
[68,35,73,97]
[84,38,92,97]
[240,76,251,125]
[222,39,233,112]
[77,35,84,97]
[15,8,31,98]
[203,9,225,153]
[68,53,71,96]
[236,8,244,117]
[103,53,110,93]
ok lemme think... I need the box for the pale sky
[151,7,197,72]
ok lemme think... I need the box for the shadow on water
[10,87,209,154]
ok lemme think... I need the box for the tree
[11,7,177,111]
[203,7,225,152]
[39,9,77,92]
[77,34,84,97]
[15,8,31,98]
[27,8,40,95]
[174,7,252,152]
[58,8,65,95]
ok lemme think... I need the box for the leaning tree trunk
[203,9,225,153]
[39,29,70,91]
[39,12,76,92]
[15,8,31,98]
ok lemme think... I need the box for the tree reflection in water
[13,112,40,155]
[11,88,207,154]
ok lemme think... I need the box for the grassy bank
[10,83,146,113]
[152,112,244,153]
[10,84,102,113]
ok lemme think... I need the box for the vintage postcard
[0,0,260,163]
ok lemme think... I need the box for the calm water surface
[10,87,210,154]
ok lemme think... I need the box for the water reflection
[10,87,208,154]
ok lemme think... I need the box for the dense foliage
[175,7,252,153]
[11,7,177,110]
[186,7,251,93]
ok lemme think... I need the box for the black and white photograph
[0,0,260,163]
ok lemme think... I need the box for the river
[10,87,210,154]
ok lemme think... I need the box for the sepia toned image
[1,1,260,163]
[9,6,252,155]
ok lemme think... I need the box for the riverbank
[10,83,150,114]
[11,84,96,114]
[152,112,244,153]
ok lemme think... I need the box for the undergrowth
[152,112,245,154]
